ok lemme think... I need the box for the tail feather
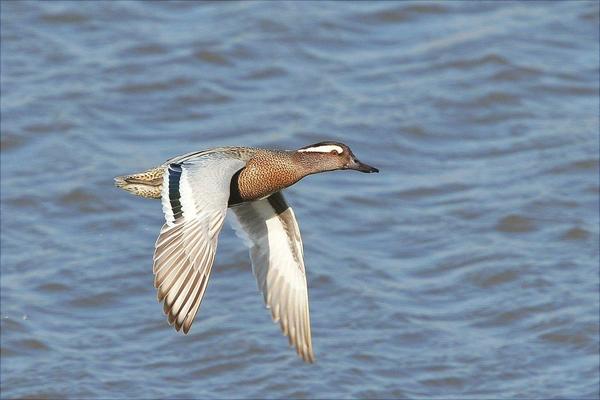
[115,166,164,199]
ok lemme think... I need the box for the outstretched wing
[231,192,315,363]
[154,152,246,333]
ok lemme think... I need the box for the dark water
[1,1,599,398]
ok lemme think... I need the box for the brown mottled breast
[234,150,305,203]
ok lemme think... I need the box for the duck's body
[115,142,377,363]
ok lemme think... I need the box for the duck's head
[296,141,379,173]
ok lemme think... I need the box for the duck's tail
[114,166,164,199]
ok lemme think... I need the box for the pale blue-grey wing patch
[230,192,315,363]
[155,153,246,333]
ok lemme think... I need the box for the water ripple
[1,1,598,399]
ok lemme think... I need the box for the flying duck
[114,141,378,362]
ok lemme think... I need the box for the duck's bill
[348,159,379,173]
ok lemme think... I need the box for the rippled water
[1,1,599,398]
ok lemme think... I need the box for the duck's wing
[230,192,315,363]
[154,152,246,333]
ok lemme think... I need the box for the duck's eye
[331,150,339,155]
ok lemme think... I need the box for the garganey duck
[114,141,378,363]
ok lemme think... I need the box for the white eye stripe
[298,145,344,154]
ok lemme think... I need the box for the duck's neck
[293,151,340,176]
[235,150,325,202]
